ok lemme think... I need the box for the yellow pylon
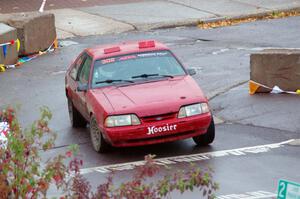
[0,64,6,72]
[249,80,261,95]
[53,38,58,49]
[249,80,273,94]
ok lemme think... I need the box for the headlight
[105,114,141,127]
[178,103,209,118]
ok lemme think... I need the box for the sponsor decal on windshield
[138,52,169,58]
[119,55,137,61]
[101,58,115,64]
[100,51,170,65]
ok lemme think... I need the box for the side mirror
[77,83,88,92]
[187,68,196,76]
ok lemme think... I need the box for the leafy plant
[89,155,218,199]
[0,107,218,199]
[0,107,68,198]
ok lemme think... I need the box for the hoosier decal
[147,124,177,135]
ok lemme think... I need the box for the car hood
[93,76,207,117]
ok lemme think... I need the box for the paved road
[1,17,300,198]
[0,0,147,13]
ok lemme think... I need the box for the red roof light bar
[104,46,121,54]
[138,40,155,49]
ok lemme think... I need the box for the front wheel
[90,116,110,153]
[193,118,215,146]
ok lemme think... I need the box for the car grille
[141,112,177,123]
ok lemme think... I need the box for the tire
[67,98,87,128]
[90,116,110,153]
[193,118,215,146]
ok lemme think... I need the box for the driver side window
[70,54,86,80]
[78,56,92,85]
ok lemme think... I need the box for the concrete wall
[0,23,18,65]
[1,12,56,56]
[251,49,300,92]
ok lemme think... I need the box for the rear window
[92,51,186,88]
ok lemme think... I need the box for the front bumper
[102,112,212,147]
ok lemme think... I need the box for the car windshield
[92,51,186,88]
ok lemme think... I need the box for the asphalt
[1,15,300,198]
[44,123,299,198]
[1,0,300,39]
[0,0,146,13]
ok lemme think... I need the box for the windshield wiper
[132,73,158,79]
[132,73,174,79]
[159,74,174,78]
[96,79,134,84]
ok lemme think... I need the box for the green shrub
[0,107,218,199]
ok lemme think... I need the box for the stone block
[0,23,18,65]
[250,49,300,92]
[3,12,56,56]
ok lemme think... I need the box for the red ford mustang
[65,40,215,153]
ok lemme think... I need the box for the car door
[75,54,93,120]
[66,53,86,108]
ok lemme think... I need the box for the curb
[218,7,300,21]
[56,6,300,40]
[142,7,300,32]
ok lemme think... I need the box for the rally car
[65,40,215,153]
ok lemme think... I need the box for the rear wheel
[67,98,87,128]
[193,118,215,146]
[90,116,110,153]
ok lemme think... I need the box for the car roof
[85,40,170,60]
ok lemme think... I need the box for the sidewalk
[1,0,300,39]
